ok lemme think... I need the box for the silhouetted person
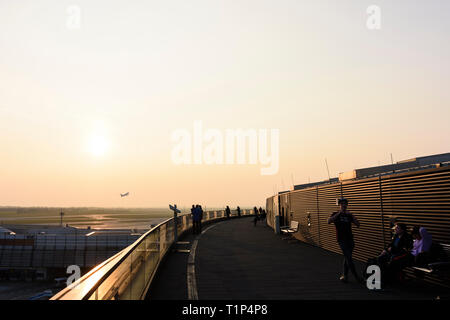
[258,207,264,224]
[328,198,362,283]
[253,206,259,226]
[410,226,432,267]
[192,204,203,235]
[225,206,231,219]
[237,206,241,217]
[191,205,195,234]
[378,223,413,283]
[198,205,204,233]
[261,209,266,223]
[191,205,197,234]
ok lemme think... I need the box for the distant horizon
[0,205,255,210]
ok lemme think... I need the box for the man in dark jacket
[328,198,362,283]
[381,223,413,257]
[192,205,203,235]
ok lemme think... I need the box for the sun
[88,134,110,157]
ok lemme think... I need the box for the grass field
[0,207,179,229]
[0,206,229,229]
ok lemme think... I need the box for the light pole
[60,209,64,227]
[169,204,181,243]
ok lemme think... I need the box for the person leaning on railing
[328,198,363,284]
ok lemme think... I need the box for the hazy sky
[1,0,449,208]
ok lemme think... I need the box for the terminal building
[0,225,144,280]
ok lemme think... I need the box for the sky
[0,0,449,208]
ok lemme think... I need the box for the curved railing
[51,209,254,300]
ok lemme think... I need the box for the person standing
[253,206,259,226]
[236,206,241,217]
[328,198,362,283]
[198,205,204,234]
[192,205,200,235]
[225,206,231,219]
[191,204,197,234]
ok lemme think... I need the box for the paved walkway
[148,217,448,300]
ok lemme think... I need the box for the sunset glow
[0,0,449,208]
[88,135,110,157]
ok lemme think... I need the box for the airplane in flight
[120,192,129,198]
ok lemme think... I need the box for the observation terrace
[51,210,448,300]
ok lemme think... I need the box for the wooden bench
[411,243,450,276]
[281,221,299,241]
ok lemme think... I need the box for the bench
[411,243,450,277]
[54,277,67,287]
[281,221,299,241]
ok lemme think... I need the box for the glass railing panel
[159,224,167,259]
[94,253,132,300]
[130,241,146,299]
[186,215,192,229]
[145,229,159,285]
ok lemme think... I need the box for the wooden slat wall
[316,184,342,256]
[381,167,450,243]
[289,188,319,246]
[267,166,450,287]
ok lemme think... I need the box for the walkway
[148,217,448,300]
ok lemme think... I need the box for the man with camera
[328,198,363,283]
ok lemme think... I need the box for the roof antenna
[325,158,331,182]
[391,153,395,174]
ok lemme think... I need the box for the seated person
[410,226,432,267]
[377,223,413,282]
